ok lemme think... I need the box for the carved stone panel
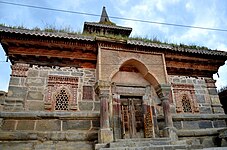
[45,75,78,111]
[144,105,154,138]
[172,83,199,113]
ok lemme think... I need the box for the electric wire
[0,1,227,32]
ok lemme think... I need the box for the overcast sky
[0,0,227,91]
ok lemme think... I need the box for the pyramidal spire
[100,6,110,22]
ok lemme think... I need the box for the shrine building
[0,7,227,150]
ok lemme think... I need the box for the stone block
[27,69,39,77]
[62,120,91,130]
[199,107,212,114]
[173,121,182,129]
[201,137,216,148]
[181,79,186,83]
[27,91,43,100]
[94,102,100,111]
[9,77,20,85]
[26,78,45,87]
[0,142,33,150]
[92,120,100,128]
[98,128,113,143]
[33,141,55,150]
[213,120,226,128]
[198,120,212,129]
[54,141,93,150]
[197,79,206,84]
[196,90,206,94]
[27,101,44,111]
[2,120,16,131]
[187,79,193,84]
[208,88,218,95]
[71,72,84,76]
[39,70,48,77]
[182,121,199,129]
[211,97,221,105]
[50,71,70,75]
[36,120,61,131]
[213,107,224,114]
[196,94,205,103]
[7,86,27,99]
[16,120,35,130]
[78,102,93,111]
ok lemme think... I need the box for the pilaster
[205,78,224,114]
[4,63,29,111]
[95,80,113,143]
[155,84,177,140]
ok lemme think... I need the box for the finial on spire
[100,6,110,23]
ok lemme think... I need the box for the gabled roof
[127,40,227,56]
[0,26,94,41]
[0,25,227,57]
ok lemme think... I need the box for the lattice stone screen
[45,75,78,111]
[54,88,69,111]
[182,94,192,113]
[172,83,199,113]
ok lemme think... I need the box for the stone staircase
[95,138,204,150]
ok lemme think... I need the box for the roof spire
[100,6,110,23]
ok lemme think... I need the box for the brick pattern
[172,83,199,113]
[45,75,78,111]
[83,86,93,100]
[11,63,29,77]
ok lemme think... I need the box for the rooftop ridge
[1,25,227,57]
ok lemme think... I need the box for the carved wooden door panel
[121,98,144,139]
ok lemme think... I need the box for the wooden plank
[8,47,97,61]
[4,39,96,51]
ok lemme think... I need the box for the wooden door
[121,98,144,138]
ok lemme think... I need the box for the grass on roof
[0,23,210,50]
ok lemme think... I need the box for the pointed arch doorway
[111,59,160,139]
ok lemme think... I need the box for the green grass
[0,23,210,50]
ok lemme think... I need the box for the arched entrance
[111,59,160,139]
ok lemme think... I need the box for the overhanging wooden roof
[1,25,227,77]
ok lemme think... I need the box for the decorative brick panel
[172,83,199,113]
[83,86,93,100]
[11,63,29,77]
[45,75,78,111]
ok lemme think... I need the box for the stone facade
[0,65,99,149]
[5,64,97,111]
[1,7,227,150]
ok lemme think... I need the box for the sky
[0,0,227,91]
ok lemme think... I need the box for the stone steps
[96,138,203,150]
[109,138,172,148]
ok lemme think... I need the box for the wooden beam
[8,47,97,61]
[166,67,215,77]
[166,60,219,72]
[3,39,96,51]
[13,55,96,68]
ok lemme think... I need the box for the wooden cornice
[8,47,97,61]
[1,38,96,51]
[10,55,96,68]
